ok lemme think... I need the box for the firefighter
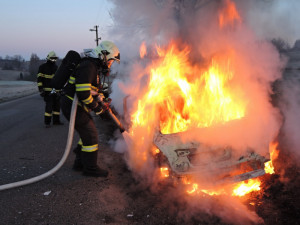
[37,51,64,128]
[60,41,120,177]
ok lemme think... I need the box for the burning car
[116,0,281,197]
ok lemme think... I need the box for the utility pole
[89,25,101,46]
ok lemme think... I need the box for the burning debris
[106,0,296,224]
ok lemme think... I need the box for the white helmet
[85,41,120,68]
[47,51,58,62]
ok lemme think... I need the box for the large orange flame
[131,42,247,135]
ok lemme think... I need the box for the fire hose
[0,94,127,191]
[0,95,79,191]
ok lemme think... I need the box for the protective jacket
[63,57,103,113]
[37,61,58,93]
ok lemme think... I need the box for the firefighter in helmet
[37,51,64,127]
[60,41,120,177]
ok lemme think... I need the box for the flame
[187,183,198,194]
[131,42,247,135]
[219,0,241,28]
[183,177,263,197]
[160,167,169,178]
[139,41,147,58]
[265,142,279,174]
[154,148,160,155]
[184,179,226,196]
[264,161,274,174]
[232,179,261,196]
[183,178,262,197]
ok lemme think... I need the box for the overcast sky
[0,0,114,60]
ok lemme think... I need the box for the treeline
[0,54,61,81]
[0,38,297,81]
[0,55,26,71]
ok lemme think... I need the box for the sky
[0,0,114,60]
[1,0,300,61]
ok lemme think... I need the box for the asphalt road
[0,94,73,185]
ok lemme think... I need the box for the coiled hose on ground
[0,95,78,191]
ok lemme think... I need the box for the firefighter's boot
[53,114,64,125]
[81,151,108,177]
[44,114,52,128]
[72,144,83,171]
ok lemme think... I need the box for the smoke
[106,0,288,224]
[278,72,300,161]
[107,0,178,60]
[234,0,300,164]
[238,0,300,46]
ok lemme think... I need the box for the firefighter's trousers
[44,93,61,125]
[60,95,99,156]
